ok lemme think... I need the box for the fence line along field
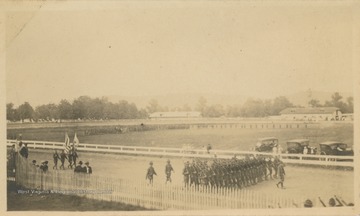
[7,122,353,151]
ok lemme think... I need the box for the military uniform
[165,161,174,183]
[146,162,157,184]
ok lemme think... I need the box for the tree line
[6,93,353,122]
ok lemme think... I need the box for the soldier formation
[182,155,284,189]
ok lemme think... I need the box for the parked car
[319,141,353,156]
[286,139,316,154]
[255,137,278,152]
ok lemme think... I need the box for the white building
[279,107,341,121]
[149,111,202,119]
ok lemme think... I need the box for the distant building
[279,107,342,121]
[149,111,202,119]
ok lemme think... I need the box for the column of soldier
[182,155,282,189]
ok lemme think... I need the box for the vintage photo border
[0,1,359,215]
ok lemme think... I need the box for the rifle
[318,197,326,207]
[334,195,345,206]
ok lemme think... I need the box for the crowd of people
[7,136,93,175]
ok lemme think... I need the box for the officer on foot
[165,159,174,184]
[146,161,157,185]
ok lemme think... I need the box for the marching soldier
[183,161,191,187]
[146,161,157,185]
[53,150,60,169]
[59,150,67,170]
[276,161,286,189]
[165,160,174,184]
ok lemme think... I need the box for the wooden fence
[14,155,305,210]
[7,140,354,167]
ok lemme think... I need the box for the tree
[324,92,347,112]
[345,97,353,113]
[34,103,58,121]
[241,98,267,117]
[308,99,322,107]
[146,99,161,113]
[196,97,207,113]
[58,100,73,120]
[6,103,19,121]
[271,96,294,115]
[17,102,34,122]
[72,96,92,119]
[203,104,225,117]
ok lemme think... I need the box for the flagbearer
[53,150,60,169]
[59,150,67,170]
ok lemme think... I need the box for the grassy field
[8,122,353,151]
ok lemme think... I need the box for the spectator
[74,161,84,173]
[84,161,92,174]
[303,146,308,155]
[40,161,49,172]
[304,199,313,208]
[19,143,28,158]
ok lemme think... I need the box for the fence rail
[7,140,353,167]
[14,155,305,210]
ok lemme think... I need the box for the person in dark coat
[53,150,60,169]
[84,161,92,174]
[19,143,28,158]
[146,161,157,185]
[40,161,49,172]
[276,161,286,189]
[74,161,85,173]
[183,161,191,187]
[59,150,67,170]
[165,160,174,184]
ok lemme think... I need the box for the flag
[64,132,71,154]
[73,133,79,149]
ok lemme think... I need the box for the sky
[4,1,355,107]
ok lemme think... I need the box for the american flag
[64,132,72,154]
[73,133,79,149]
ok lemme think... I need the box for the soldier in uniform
[146,161,157,185]
[67,150,74,169]
[276,161,286,189]
[182,161,191,187]
[59,150,67,170]
[72,147,79,168]
[165,160,174,184]
[53,150,60,169]
[190,160,199,187]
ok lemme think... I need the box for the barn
[279,107,341,121]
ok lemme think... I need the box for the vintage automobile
[255,137,278,152]
[319,141,353,156]
[286,139,316,154]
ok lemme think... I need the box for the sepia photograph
[1,1,359,215]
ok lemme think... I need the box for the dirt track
[26,149,354,206]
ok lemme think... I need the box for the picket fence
[14,155,304,210]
